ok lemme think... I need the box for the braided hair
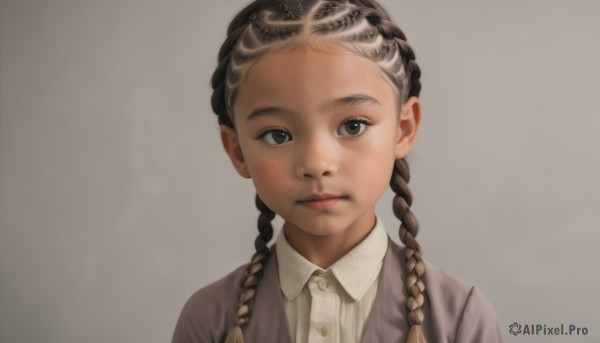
[210,1,425,342]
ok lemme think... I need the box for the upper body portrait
[172,0,503,342]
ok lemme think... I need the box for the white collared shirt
[275,217,388,343]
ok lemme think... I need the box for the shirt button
[318,279,329,290]
[317,325,329,337]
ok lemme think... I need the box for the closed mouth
[297,194,349,203]
[296,194,349,210]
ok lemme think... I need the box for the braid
[211,4,256,127]
[365,6,425,341]
[371,12,425,341]
[296,0,304,17]
[395,37,421,98]
[225,194,275,343]
[251,13,300,41]
[390,159,427,343]
[314,9,362,33]
[280,0,296,19]
[254,193,275,254]
[363,8,422,100]
[211,25,243,127]
[314,1,342,19]
[218,5,303,122]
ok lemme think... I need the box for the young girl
[173,0,502,342]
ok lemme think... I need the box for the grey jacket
[172,238,503,343]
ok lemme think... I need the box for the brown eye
[338,119,368,136]
[259,129,292,145]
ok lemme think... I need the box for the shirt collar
[276,217,388,301]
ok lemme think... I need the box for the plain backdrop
[1,0,599,342]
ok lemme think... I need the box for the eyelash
[257,127,292,145]
[256,116,373,145]
[338,116,372,137]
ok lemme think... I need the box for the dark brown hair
[210,1,425,342]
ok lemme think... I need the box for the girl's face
[222,41,420,241]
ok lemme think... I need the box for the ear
[395,96,421,159]
[220,125,251,179]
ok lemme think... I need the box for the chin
[288,216,349,236]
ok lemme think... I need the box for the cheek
[347,129,397,191]
[352,154,394,191]
[247,156,290,197]
[237,135,289,191]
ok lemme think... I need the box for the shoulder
[385,240,503,341]
[386,240,475,307]
[423,260,473,311]
[423,260,503,342]
[171,264,249,343]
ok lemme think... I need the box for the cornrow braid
[314,9,362,34]
[390,159,426,343]
[278,0,305,19]
[222,6,303,121]
[251,13,299,41]
[312,6,415,105]
[352,24,378,42]
[211,0,303,127]
[397,38,422,98]
[314,1,341,19]
[361,4,422,98]
[225,194,275,343]
[295,0,304,17]
[280,0,296,19]
[211,0,264,127]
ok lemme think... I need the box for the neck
[283,213,376,269]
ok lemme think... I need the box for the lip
[297,193,348,210]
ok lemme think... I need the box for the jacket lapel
[360,238,410,343]
[243,246,292,343]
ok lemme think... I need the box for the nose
[296,136,338,180]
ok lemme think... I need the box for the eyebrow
[245,105,292,121]
[244,94,381,121]
[322,94,382,111]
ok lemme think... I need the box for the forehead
[245,38,389,83]
[233,40,398,118]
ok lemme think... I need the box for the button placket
[307,275,336,342]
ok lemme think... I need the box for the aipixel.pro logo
[509,322,588,336]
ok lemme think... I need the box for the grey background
[1,0,598,342]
